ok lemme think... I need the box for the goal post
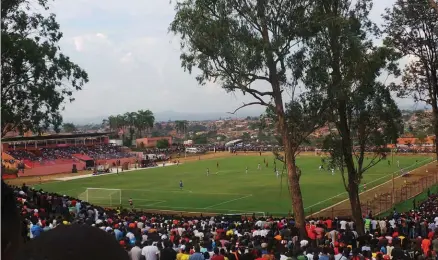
[78,188,122,207]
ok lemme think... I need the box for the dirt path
[308,160,438,218]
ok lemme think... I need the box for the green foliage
[304,0,403,175]
[193,134,208,144]
[1,0,89,136]
[383,0,438,159]
[175,120,188,134]
[62,123,77,133]
[123,137,132,147]
[156,139,170,149]
[266,91,329,149]
[170,0,336,233]
[188,124,207,133]
[169,0,315,103]
[106,110,155,138]
[301,0,403,233]
[383,0,438,104]
[241,132,251,141]
[151,131,164,137]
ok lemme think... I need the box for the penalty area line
[203,194,253,209]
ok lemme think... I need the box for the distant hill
[63,110,264,124]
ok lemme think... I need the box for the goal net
[78,188,122,207]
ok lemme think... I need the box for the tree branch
[228,102,265,114]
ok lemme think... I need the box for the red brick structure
[135,137,172,148]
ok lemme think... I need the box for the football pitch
[33,153,434,216]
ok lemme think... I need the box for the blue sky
[51,0,421,122]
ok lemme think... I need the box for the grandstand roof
[1,132,111,143]
[225,139,243,147]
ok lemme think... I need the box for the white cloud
[73,36,84,52]
[120,52,133,63]
[46,0,416,122]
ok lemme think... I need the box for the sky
[49,0,422,122]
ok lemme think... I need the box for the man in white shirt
[339,220,347,230]
[371,219,378,233]
[142,240,160,260]
[389,219,396,230]
[130,241,143,260]
[379,219,387,235]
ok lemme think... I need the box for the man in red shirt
[211,248,224,260]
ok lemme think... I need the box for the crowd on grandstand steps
[4,179,438,260]
[5,150,38,161]
[4,144,134,163]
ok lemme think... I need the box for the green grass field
[33,154,434,216]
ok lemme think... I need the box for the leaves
[170,0,314,99]
[1,0,89,136]
[62,122,77,133]
[175,120,189,134]
[383,0,438,146]
[106,110,155,138]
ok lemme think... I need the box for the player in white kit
[206,168,210,176]
[245,166,248,174]
[331,168,335,175]
[276,170,280,178]
[257,163,261,170]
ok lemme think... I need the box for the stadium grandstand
[1,133,136,178]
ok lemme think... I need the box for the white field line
[54,163,178,181]
[93,188,249,196]
[307,158,436,215]
[89,197,159,202]
[145,201,166,206]
[203,194,253,209]
[55,188,82,194]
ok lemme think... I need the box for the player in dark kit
[179,180,183,190]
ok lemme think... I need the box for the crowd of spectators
[5,144,134,163]
[6,179,438,260]
[5,150,38,161]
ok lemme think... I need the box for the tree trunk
[432,104,438,161]
[338,100,365,235]
[256,0,307,238]
[275,97,307,239]
[348,178,364,232]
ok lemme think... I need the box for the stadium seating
[5,145,134,164]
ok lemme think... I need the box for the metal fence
[306,170,438,219]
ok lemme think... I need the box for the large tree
[383,0,438,159]
[136,109,155,137]
[1,0,89,136]
[175,120,189,135]
[170,0,325,236]
[303,0,402,234]
[62,123,77,133]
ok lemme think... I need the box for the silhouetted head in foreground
[2,180,22,260]
[17,224,129,260]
